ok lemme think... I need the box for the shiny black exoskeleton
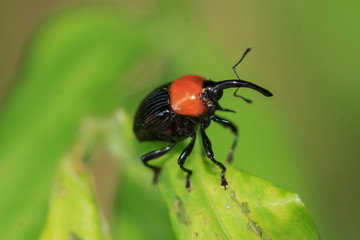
[134,48,273,190]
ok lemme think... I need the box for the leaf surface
[40,148,111,240]
[0,7,145,239]
[159,150,319,240]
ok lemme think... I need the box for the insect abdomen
[134,84,174,141]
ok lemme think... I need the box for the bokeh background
[0,0,359,239]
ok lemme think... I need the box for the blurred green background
[0,0,359,239]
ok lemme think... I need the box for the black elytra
[133,48,273,191]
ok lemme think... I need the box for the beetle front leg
[200,124,229,189]
[141,141,176,184]
[211,114,238,163]
[178,131,196,191]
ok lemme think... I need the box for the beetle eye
[212,89,223,101]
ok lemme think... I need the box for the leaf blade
[0,7,146,239]
[40,148,111,240]
[159,150,319,240]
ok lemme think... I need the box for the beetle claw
[152,167,161,184]
[226,153,234,164]
[186,176,192,192]
[221,178,229,190]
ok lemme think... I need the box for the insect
[133,48,272,190]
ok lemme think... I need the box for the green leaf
[0,3,321,239]
[40,147,111,240]
[70,111,177,240]
[0,7,147,239]
[99,112,319,240]
[159,149,319,240]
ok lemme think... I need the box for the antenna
[232,48,253,103]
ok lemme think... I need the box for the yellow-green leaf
[40,147,111,240]
[159,150,319,240]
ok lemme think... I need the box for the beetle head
[202,79,272,113]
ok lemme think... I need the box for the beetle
[133,48,272,190]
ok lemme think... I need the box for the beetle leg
[141,141,176,184]
[210,115,238,164]
[215,102,236,113]
[200,124,229,189]
[178,131,196,191]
